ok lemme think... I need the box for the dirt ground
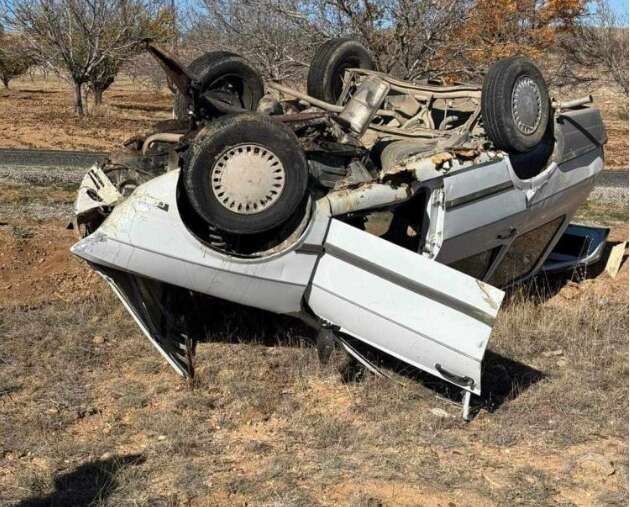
[0,174,628,505]
[0,73,628,167]
[555,80,629,168]
[0,75,172,152]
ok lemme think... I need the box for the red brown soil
[0,223,99,306]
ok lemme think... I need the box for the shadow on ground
[188,284,547,419]
[15,454,145,507]
[336,334,545,419]
[112,103,171,113]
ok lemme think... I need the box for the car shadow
[14,454,145,507]
[335,335,545,420]
[14,89,59,95]
[192,295,546,419]
[195,296,315,348]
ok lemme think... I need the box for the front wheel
[182,114,309,235]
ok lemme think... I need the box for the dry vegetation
[0,169,628,505]
[0,1,627,502]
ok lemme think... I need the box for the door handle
[497,227,517,240]
[435,363,474,387]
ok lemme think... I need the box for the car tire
[482,56,550,153]
[182,114,309,235]
[174,51,264,119]
[307,38,376,104]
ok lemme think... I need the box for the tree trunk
[94,87,104,106]
[73,81,84,116]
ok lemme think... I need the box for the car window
[450,248,497,280]
[489,216,565,287]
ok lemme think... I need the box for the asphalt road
[0,148,107,168]
[594,169,629,189]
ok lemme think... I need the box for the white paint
[307,219,505,394]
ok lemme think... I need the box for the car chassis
[71,42,609,419]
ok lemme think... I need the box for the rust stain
[430,152,453,166]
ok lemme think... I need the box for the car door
[306,219,505,395]
[437,158,528,273]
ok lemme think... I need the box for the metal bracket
[435,363,475,421]
[462,389,473,421]
[335,335,388,378]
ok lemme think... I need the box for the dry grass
[0,282,627,506]
[0,212,627,506]
[0,160,627,505]
[575,199,629,226]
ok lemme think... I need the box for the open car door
[307,220,505,401]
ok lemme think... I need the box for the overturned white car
[71,40,607,419]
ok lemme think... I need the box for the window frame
[485,215,568,287]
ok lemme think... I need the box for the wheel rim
[210,143,286,215]
[511,76,543,135]
[332,62,354,101]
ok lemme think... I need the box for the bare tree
[1,0,170,115]
[87,56,122,105]
[559,0,628,94]
[186,0,328,81]
[87,5,176,105]
[186,0,469,83]
[123,52,170,90]
[324,0,470,80]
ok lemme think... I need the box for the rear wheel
[174,52,264,119]
[182,114,309,235]
[307,38,376,104]
[481,56,550,153]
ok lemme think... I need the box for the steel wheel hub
[511,76,542,135]
[211,143,286,214]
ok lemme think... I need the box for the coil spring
[207,223,229,250]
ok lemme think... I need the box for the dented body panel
[435,120,604,285]
[72,170,330,315]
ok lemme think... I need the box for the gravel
[589,185,629,204]
[0,202,73,222]
[0,165,83,222]
[0,164,86,186]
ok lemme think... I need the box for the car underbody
[71,41,608,419]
